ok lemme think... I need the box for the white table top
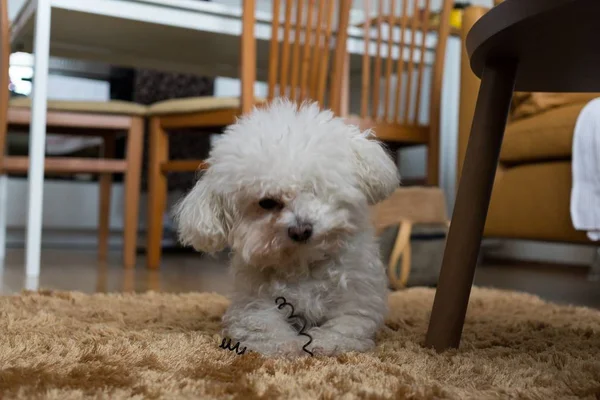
[11,0,439,80]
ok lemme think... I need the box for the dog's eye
[258,198,283,210]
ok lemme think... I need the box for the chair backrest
[241,0,352,115]
[0,0,9,160]
[357,0,452,126]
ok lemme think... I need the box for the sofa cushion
[510,92,600,121]
[485,162,589,243]
[500,102,592,164]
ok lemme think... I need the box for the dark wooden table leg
[425,60,517,352]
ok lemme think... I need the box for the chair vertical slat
[290,0,304,101]
[393,0,409,122]
[279,0,294,98]
[328,0,352,115]
[241,0,256,114]
[403,0,420,124]
[340,53,350,116]
[413,0,431,125]
[383,0,396,121]
[308,0,326,100]
[316,0,336,104]
[371,0,384,119]
[300,0,316,100]
[360,0,372,119]
[267,0,282,101]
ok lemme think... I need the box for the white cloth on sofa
[571,98,600,241]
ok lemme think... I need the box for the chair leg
[0,175,7,260]
[98,134,116,262]
[427,125,440,186]
[588,247,600,282]
[147,117,169,269]
[25,0,52,278]
[424,60,517,352]
[123,118,144,269]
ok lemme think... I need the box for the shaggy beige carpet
[1,288,599,399]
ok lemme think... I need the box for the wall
[8,0,26,20]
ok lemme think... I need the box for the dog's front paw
[275,340,310,358]
[308,328,374,356]
[306,329,339,356]
[311,344,338,357]
[243,338,308,358]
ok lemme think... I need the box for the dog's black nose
[288,223,313,242]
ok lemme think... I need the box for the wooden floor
[1,249,599,309]
[0,249,233,296]
[474,259,600,309]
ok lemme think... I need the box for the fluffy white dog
[175,99,399,357]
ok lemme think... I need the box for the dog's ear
[350,131,400,205]
[173,172,230,253]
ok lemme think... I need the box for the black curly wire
[219,337,247,355]
[275,297,314,357]
[218,297,314,357]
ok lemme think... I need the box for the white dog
[175,99,399,357]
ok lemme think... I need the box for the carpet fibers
[1,288,600,399]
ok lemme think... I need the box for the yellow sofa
[459,7,597,244]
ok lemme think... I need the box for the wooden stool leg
[98,134,116,262]
[147,117,168,269]
[425,60,517,352]
[123,118,144,269]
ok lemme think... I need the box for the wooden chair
[347,0,452,185]
[145,0,352,269]
[371,187,449,289]
[0,0,145,269]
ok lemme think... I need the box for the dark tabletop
[466,0,600,92]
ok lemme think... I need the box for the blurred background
[1,0,598,307]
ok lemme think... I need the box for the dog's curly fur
[175,99,399,357]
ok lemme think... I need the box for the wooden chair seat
[9,97,147,116]
[147,96,265,116]
[345,115,430,145]
[2,156,127,174]
[371,187,449,234]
